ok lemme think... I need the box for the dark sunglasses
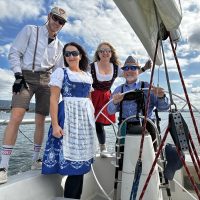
[64,51,80,57]
[98,48,111,53]
[122,65,140,71]
[51,14,66,25]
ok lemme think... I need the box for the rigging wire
[168,33,200,176]
[169,33,200,146]
[18,128,34,144]
[160,36,176,110]
[139,1,200,199]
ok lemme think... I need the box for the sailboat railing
[0,117,51,125]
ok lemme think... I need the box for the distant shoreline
[0,100,35,112]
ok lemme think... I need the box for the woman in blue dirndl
[42,42,96,199]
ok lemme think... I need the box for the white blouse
[94,62,123,81]
[49,68,93,90]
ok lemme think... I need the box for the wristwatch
[141,67,145,72]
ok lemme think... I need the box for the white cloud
[0,69,14,100]
[60,0,149,64]
[180,0,200,50]
[192,54,200,63]
[0,0,45,22]
[188,23,200,50]
[188,74,200,81]
[191,87,200,93]
[183,75,200,91]
[170,80,180,83]
[0,43,11,57]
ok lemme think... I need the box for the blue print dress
[42,68,96,175]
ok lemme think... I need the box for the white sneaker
[31,159,42,170]
[100,149,109,158]
[0,168,7,184]
[99,144,109,158]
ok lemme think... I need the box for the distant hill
[0,100,35,112]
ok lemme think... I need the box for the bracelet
[141,67,145,72]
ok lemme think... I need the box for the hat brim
[51,13,67,22]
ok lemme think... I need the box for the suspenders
[31,26,56,73]
[118,81,145,124]
[32,26,39,72]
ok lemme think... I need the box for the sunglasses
[51,14,66,25]
[98,48,112,53]
[64,51,80,57]
[122,65,140,71]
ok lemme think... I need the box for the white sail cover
[114,0,182,65]
[154,0,182,31]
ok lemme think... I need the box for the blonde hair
[93,42,120,66]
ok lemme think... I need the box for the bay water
[0,111,199,176]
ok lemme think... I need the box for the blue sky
[0,0,200,108]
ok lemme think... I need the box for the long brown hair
[93,42,120,66]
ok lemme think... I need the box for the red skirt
[91,90,116,125]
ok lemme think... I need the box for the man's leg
[31,113,46,170]
[31,72,50,169]
[1,108,26,167]
[0,108,26,183]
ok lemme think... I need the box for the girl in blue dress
[42,42,96,199]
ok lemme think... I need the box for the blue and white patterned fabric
[42,68,96,175]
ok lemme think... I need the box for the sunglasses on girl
[98,48,111,53]
[51,14,66,25]
[122,65,140,71]
[64,51,80,57]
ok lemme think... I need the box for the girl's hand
[52,124,64,138]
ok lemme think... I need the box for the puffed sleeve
[49,68,64,89]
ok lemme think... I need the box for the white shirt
[94,62,123,81]
[8,25,64,73]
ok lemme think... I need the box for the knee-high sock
[32,144,42,161]
[0,145,13,169]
